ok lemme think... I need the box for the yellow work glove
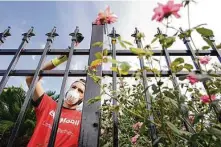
[51,55,68,67]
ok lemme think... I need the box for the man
[26,55,85,147]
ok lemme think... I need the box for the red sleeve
[35,93,56,113]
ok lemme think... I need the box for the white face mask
[64,90,80,105]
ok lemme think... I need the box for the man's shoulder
[32,93,56,109]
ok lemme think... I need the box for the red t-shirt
[27,94,82,147]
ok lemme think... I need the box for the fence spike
[0,27,35,96]
[7,26,58,147]
[108,27,120,147]
[156,28,196,134]
[48,26,83,147]
[0,26,11,45]
[132,27,158,147]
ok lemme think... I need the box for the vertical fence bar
[156,28,195,133]
[0,27,35,95]
[108,27,119,147]
[180,28,221,122]
[79,24,103,147]
[7,27,58,147]
[0,26,11,46]
[208,36,221,63]
[131,28,158,146]
[179,28,201,70]
[48,26,82,147]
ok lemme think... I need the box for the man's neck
[63,103,77,110]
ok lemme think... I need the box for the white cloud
[32,55,36,60]
[40,43,45,49]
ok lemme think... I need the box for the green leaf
[164,97,178,108]
[119,70,128,75]
[102,57,108,63]
[107,58,119,64]
[193,113,204,124]
[171,58,185,72]
[145,50,154,58]
[119,41,127,49]
[117,36,122,41]
[111,67,118,72]
[175,65,184,72]
[122,40,133,46]
[95,52,103,59]
[136,32,145,39]
[92,42,103,47]
[130,47,146,55]
[0,120,14,132]
[151,37,158,44]
[163,37,176,48]
[103,49,108,56]
[120,62,131,73]
[196,27,214,37]
[110,105,120,112]
[203,37,213,47]
[166,121,181,135]
[173,57,184,64]
[187,88,193,92]
[178,30,192,39]
[202,46,210,50]
[208,127,221,140]
[164,91,175,98]
[152,68,160,76]
[184,63,193,72]
[152,84,159,94]
[91,75,102,83]
[87,96,101,104]
[157,81,164,86]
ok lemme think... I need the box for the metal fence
[0,24,221,147]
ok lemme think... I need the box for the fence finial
[22,27,35,43]
[107,27,120,38]
[45,26,59,43]
[69,26,84,43]
[0,26,11,44]
[131,27,141,44]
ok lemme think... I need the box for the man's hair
[74,79,86,86]
[79,79,86,84]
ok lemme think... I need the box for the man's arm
[26,61,56,102]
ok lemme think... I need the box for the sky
[0,0,221,97]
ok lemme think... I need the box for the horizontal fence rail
[0,49,220,56]
[1,70,221,77]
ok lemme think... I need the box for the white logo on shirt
[49,110,80,126]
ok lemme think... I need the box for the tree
[0,86,59,146]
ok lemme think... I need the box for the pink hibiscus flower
[132,122,143,131]
[186,73,199,85]
[200,95,216,104]
[152,0,183,22]
[94,6,118,25]
[131,134,139,144]
[199,55,211,65]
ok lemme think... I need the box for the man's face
[64,81,85,107]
